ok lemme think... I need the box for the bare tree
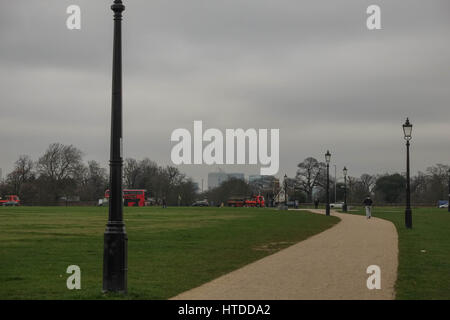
[421,164,450,202]
[346,174,376,203]
[6,155,34,196]
[295,157,326,202]
[122,158,196,205]
[36,143,84,200]
[136,158,159,194]
[123,158,141,188]
[360,173,376,194]
[346,176,358,203]
[79,160,108,201]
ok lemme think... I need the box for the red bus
[105,189,147,207]
[0,195,20,206]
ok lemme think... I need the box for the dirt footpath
[171,209,398,300]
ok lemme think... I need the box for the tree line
[0,143,198,205]
[202,156,449,206]
[1,145,448,206]
[293,157,449,205]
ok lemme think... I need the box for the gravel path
[171,209,398,300]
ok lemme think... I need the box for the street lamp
[103,0,128,293]
[325,150,331,216]
[447,168,450,213]
[284,174,288,207]
[343,166,348,212]
[403,118,413,229]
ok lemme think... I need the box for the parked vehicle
[228,195,265,207]
[0,195,20,206]
[438,200,448,208]
[192,200,209,207]
[330,202,344,209]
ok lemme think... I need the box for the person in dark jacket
[363,196,373,219]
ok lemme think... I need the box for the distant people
[162,198,167,209]
[363,196,373,219]
[314,199,319,209]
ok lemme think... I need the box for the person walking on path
[363,196,373,219]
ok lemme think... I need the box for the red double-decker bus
[105,189,147,207]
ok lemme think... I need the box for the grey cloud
[0,0,449,186]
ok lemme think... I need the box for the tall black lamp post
[343,166,348,212]
[403,118,413,229]
[103,0,128,293]
[325,150,331,216]
[447,168,450,213]
[284,174,288,207]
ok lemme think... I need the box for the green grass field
[344,206,450,300]
[0,206,339,300]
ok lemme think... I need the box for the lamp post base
[405,208,412,229]
[326,204,330,216]
[103,222,128,293]
[343,204,347,213]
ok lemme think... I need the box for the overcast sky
[1,0,449,187]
